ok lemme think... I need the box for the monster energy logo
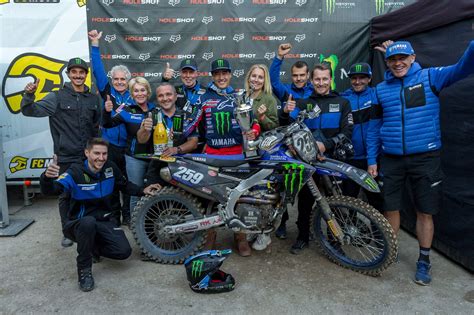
[191,260,204,278]
[282,163,305,194]
[173,116,182,131]
[186,60,191,65]
[75,58,82,65]
[214,112,231,135]
[364,176,378,191]
[326,0,336,14]
[306,104,313,111]
[216,59,225,67]
[84,174,90,183]
[319,54,339,90]
[375,0,385,14]
[355,64,362,72]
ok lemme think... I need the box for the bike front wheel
[312,196,398,276]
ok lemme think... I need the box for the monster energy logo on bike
[214,112,231,135]
[282,163,305,194]
[173,116,182,131]
[191,260,204,278]
[375,0,385,14]
[364,176,378,191]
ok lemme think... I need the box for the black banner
[86,0,414,93]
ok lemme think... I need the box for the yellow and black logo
[9,156,28,173]
[2,53,92,114]
[30,158,53,169]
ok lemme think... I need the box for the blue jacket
[367,40,474,165]
[91,46,134,147]
[269,57,313,102]
[341,87,377,160]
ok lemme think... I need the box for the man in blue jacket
[88,30,134,226]
[341,63,382,210]
[367,40,474,285]
[270,43,313,238]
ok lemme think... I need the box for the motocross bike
[131,106,397,276]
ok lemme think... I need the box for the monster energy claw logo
[173,116,182,131]
[191,260,204,278]
[355,64,362,72]
[75,58,82,65]
[364,177,378,191]
[216,59,224,67]
[319,54,339,90]
[375,0,385,14]
[326,0,336,14]
[306,104,313,111]
[214,112,231,135]
[282,163,305,194]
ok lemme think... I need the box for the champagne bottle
[153,112,167,155]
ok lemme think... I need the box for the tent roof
[370,0,474,46]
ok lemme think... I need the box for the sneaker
[290,240,308,255]
[414,261,432,286]
[275,224,287,239]
[78,268,95,292]
[252,234,272,251]
[61,237,73,248]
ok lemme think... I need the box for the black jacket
[280,90,353,152]
[40,160,143,221]
[21,83,100,163]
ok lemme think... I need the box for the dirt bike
[132,106,398,276]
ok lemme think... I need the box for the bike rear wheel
[131,187,207,264]
[312,196,397,276]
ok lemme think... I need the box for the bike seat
[183,154,248,167]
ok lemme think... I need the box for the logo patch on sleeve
[329,104,340,112]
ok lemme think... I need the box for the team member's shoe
[61,237,73,248]
[414,261,432,286]
[290,240,308,255]
[78,268,95,292]
[252,234,272,251]
[275,224,287,239]
[234,233,251,257]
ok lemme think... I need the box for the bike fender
[314,158,380,193]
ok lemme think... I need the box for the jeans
[125,155,149,213]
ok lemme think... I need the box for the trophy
[234,89,259,158]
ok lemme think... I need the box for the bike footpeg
[227,218,250,230]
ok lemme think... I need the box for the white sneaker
[252,234,271,251]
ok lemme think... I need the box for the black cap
[179,59,198,71]
[348,62,372,77]
[67,57,89,72]
[210,59,231,73]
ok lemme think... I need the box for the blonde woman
[245,64,279,132]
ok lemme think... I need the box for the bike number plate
[173,166,204,184]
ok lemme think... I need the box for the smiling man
[21,57,100,248]
[40,138,160,292]
[367,40,474,285]
[280,62,353,255]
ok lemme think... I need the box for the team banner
[87,0,414,93]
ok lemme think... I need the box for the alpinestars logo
[191,260,204,278]
[214,112,231,135]
[170,35,181,43]
[282,163,305,194]
[137,16,149,24]
[105,34,116,43]
[320,54,339,90]
[203,52,213,60]
[375,0,384,14]
[233,33,244,42]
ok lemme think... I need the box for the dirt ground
[1,193,473,314]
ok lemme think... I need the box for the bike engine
[235,204,262,228]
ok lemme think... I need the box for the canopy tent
[370,0,474,272]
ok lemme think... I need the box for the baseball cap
[348,62,372,77]
[385,41,415,59]
[210,59,231,73]
[180,59,198,71]
[67,57,89,72]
